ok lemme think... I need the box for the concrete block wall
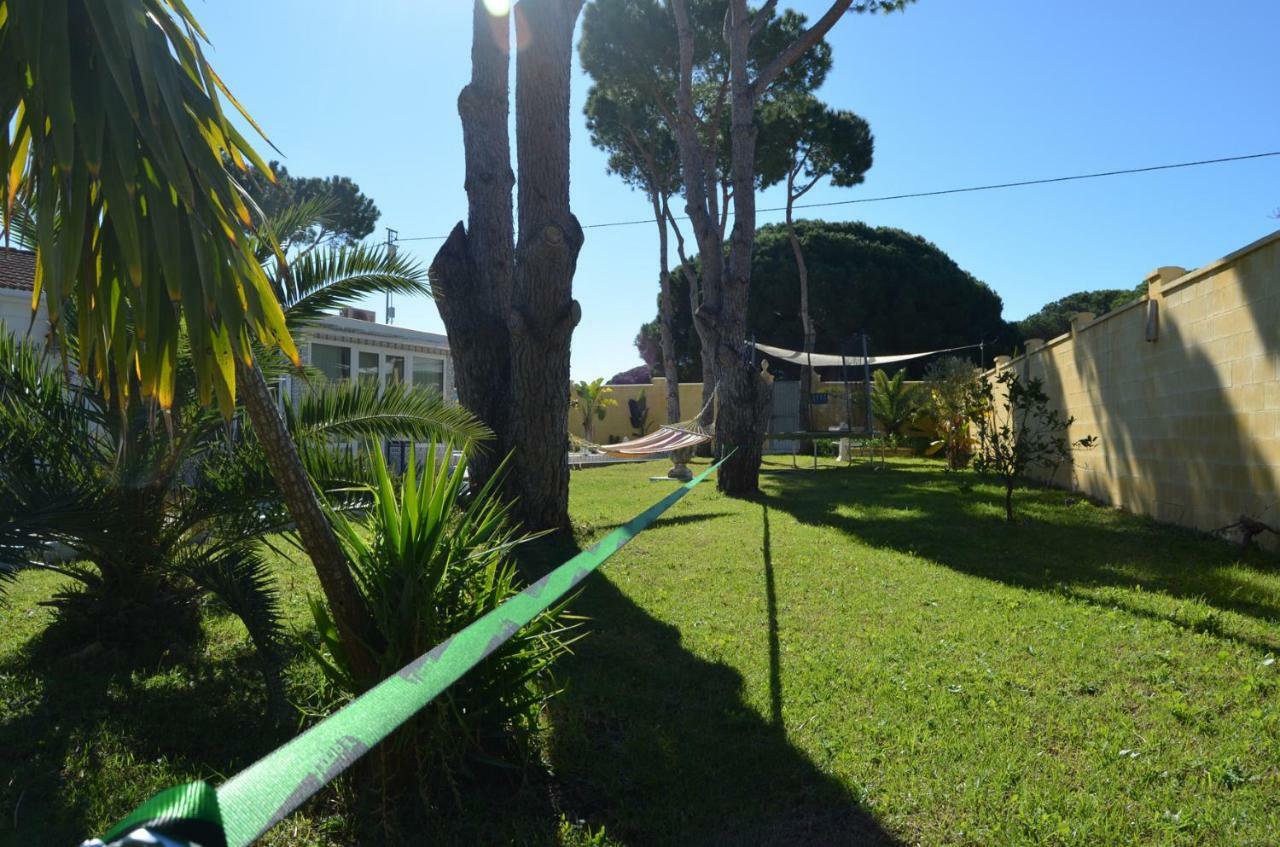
[994,230,1280,543]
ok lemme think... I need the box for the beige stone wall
[568,379,709,444]
[993,229,1280,543]
[569,375,936,444]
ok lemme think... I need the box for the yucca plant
[305,446,577,813]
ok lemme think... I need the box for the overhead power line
[394,150,1280,243]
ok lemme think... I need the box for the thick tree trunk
[654,193,681,423]
[431,0,516,496]
[235,359,381,687]
[671,0,731,459]
[432,0,583,534]
[508,0,584,533]
[715,0,768,495]
[669,0,854,492]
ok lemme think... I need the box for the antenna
[385,228,399,325]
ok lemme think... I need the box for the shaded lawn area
[2,456,1278,845]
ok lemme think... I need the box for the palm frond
[1,0,296,413]
[285,379,491,451]
[273,244,432,330]
[257,195,338,263]
[180,544,284,656]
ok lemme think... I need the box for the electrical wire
[393,150,1280,243]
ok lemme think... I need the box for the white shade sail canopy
[750,341,981,369]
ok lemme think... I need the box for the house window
[413,356,445,395]
[384,354,405,386]
[311,343,350,381]
[358,351,380,384]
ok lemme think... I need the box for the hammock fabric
[603,424,711,456]
[573,385,718,458]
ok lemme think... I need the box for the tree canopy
[638,219,1018,379]
[240,161,381,254]
[1014,286,1145,341]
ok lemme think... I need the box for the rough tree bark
[670,0,857,494]
[716,0,767,494]
[666,202,716,430]
[785,166,815,433]
[431,0,515,497]
[235,359,381,687]
[431,0,584,533]
[652,192,681,423]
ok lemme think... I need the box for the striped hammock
[602,422,712,456]
[575,385,717,457]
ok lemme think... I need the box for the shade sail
[751,341,980,369]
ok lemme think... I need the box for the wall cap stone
[1161,228,1280,295]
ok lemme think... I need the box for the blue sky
[197,0,1280,381]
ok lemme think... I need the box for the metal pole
[980,339,986,371]
[861,332,872,437]
[385,228,399,325]
[805,348,812,435]
[841,339,851,433]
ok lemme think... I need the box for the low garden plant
[305,447,577,827]
[969,368,1096,521]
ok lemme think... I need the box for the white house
[289,306,454,405]
[289,307,458,470]
[0,248,50,346]
[0,248,458,469]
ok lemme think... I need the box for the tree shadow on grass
[525,536,900,846]
[760,462,1280,653]
[0,630,292,845]
[583,511,733,535]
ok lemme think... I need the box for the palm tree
[1,195,488,688]
[0,326,484,698]
[238,201,479,686]
[572,378,617,444]
[1,0,294,410]
[1,0,398,687]
[869,368,921,442]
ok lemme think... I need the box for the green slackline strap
[93,453,732,847]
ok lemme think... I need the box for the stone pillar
[1142,266,1184,344]
[1070,312,1095,337]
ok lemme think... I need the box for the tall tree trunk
[235,359,382,687]
[785,171,814,433]
[432,0,583,534]
[431,0,516,497]
[670,0,855,492]
[715,0,768,495]
[508,0,584,533]
[671,0,730,456]
[653,193,681,423]
[666,202,716,434]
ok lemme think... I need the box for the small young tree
[923,356,980,470]
[969,369,1092,522]
[869,368,920,444]
[572,378,617,443]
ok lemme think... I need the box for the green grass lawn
[3,457,1279,845]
